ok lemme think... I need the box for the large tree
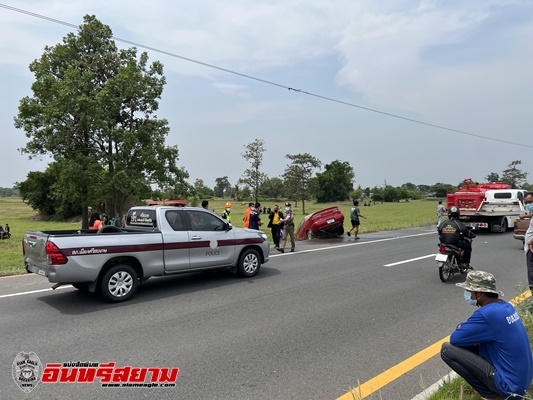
[260,177,284,199]
[485,172,501,183]
[14,15,188,228]
[282,153,322,214]
[239,138,267,203]
[315,160,355,203]
[214,176,232,198]
[501,160,528,188]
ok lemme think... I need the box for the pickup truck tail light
[46,241,68,265]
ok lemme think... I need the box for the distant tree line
[0,187,19,197]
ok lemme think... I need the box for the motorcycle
[435,234,474,282]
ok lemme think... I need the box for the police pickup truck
[23,206,270,302]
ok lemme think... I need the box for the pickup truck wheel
[100,264,138,302]
[237,249,261,277]
[500,218,508,232]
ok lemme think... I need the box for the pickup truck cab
[23,206,270,302]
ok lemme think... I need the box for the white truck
[460,189,528,232]
[23,206,270,302]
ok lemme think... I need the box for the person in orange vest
[243,202,253,228]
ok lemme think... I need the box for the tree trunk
[81,185,89,229]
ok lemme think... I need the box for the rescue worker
[221,202,232,223]
[277,202,295,253]
[243,202,253,228]
[438,206,476,269]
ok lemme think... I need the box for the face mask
[526,204,533,212]
[464,291,478,307]
[285,207,290,211]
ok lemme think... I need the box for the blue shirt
[450,301,533,396]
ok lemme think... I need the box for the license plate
[37,267,46,276]
[435,254,448,262]
[466,222,487,228]
[326,218,335,224]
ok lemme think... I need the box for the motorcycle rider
[438,206,476,269]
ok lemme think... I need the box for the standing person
[267,205,284,249]
[441,270,533,399]
[243,202,253,228]
[347,200,366,239]
[221,202,232,223]
[248,203,263,230]
[278,202,295,253]
[201,200,209,210]
[437,200,447,227]
[89,212,103,230]
[522,192,533,288]
[4,223,10,238]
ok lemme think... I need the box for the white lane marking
[269,231,436,257]
[384,254,436,267]
[2,230,437,298]
[0,285,73,299]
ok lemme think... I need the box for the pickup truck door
[162,210,191,272]
[186,210,236,269]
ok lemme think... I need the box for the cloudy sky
[0,0,531,191]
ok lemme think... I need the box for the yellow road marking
[337,290,531,400]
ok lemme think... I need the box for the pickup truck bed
[514,218,531,243]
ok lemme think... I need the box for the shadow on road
[36,266,281,315]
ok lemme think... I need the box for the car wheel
[237,249,261,277]
[100,264,138,302]
[335,225,344,235]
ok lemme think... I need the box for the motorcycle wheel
[439,258,453,282]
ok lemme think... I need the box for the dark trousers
[458,240,472,264]
[441,342,504,399]
[271,225,281,248]
[527,250,533,287]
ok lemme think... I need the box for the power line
[1,3,530,149]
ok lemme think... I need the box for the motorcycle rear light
[439,246,447,254]
[46,241,68,265]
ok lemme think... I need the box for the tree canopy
[239,138,267,203]
[315,160,354,203]
[14,15,188,226]
[282,153,321,214]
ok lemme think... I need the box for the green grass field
[0,197,438,276]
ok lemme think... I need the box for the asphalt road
[0,227,528,400]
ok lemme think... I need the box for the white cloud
[1,0,532,189]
